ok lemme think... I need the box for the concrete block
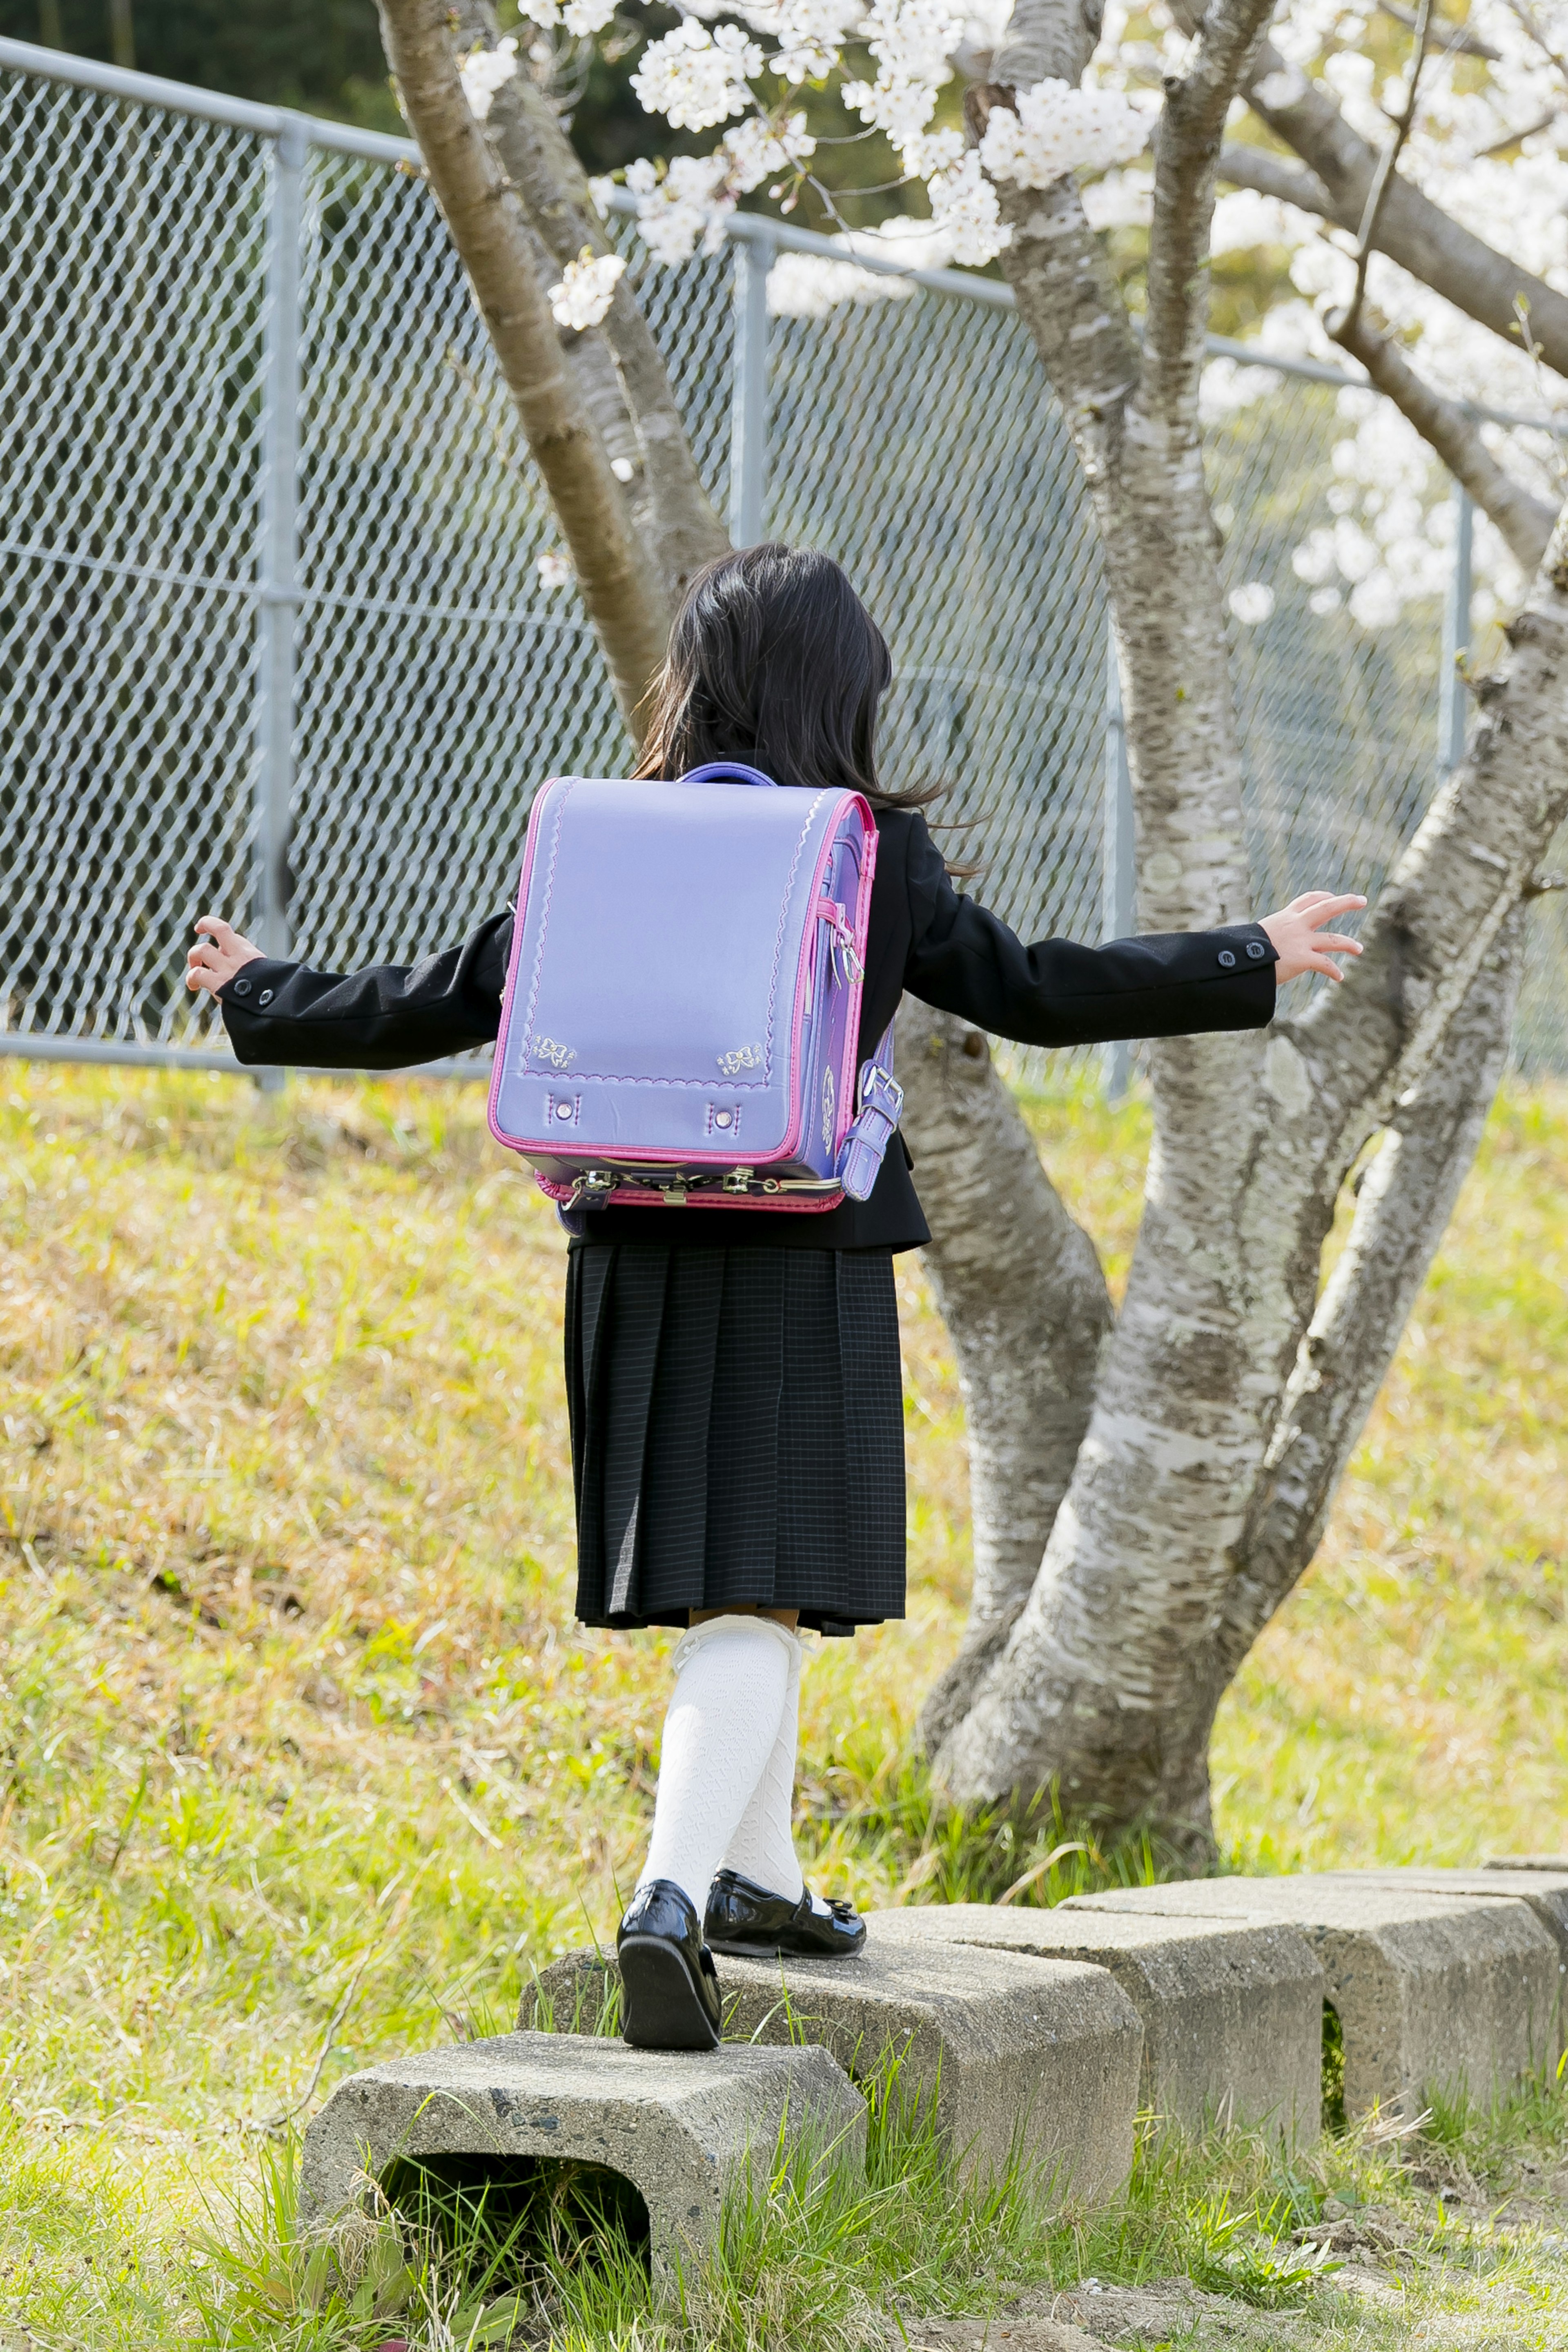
[1320,1869,1568,2053]
[1486,1854,1568,1871]
[524,1928,1143,2203]
[867,1902,1324,2145]
[300,2028,864,2285]
[1065,1876,1560,2119]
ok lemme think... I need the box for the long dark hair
[633,544,943,824]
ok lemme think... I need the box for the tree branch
[1218,141,1335,216]
[1341,0,1434,343]
[454,0,729,610]
[1143,0,1280,416]
[376,0,668,736]
[896,998,1114,1751]
[1214,909,1521,1677]
[1329,307,1557,572]
[1246,38,1568,376]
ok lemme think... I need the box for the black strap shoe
[704,1869,867,1959]
[616,1878,723,2050]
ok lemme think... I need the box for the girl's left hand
[1258,893,1366,985]
[185,915,264,997]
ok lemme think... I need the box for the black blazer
[219,806,1277,1250]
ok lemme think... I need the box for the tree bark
[897,999,1114,1750]
[1328,309,1557,573]
[936,495,1568,1849]
[1244,40,1568,378]
[453,0,730,610]
[377,0,669,737]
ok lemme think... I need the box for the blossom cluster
[978,78,1152,189]
[547,249,628,330]
[631,18,764,130]
[457,34,519,121]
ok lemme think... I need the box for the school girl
[185,543,1363,2054]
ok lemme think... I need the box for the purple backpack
[486,762,902,1224]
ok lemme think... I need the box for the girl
[186,544,1363,2054]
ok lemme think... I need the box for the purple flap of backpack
[488,774,871,1173]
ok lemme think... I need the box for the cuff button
[233,976,252,996]
[1246,939,1267,960]
[1218,949,1237,969]
[258,987,274,1005]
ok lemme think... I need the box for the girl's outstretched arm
[900,816,1361,1049]
[183,911,512,1069]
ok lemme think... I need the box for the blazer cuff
[218,958,297,1063]
[1209,921,1278,975]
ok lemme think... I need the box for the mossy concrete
[300,2028,864,2284]
[523,1928,1143,2201]
[1067,1877,1559,2119]
[1322,1868,1568,2055]
[867,1902,1324,2145]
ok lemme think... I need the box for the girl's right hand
[185,916,264,997]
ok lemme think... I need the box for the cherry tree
[375,0,1568,1857]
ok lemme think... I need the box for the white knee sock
[635,1615,795,1918]
[718,1627,806,1903]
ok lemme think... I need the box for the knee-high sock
[718,1627,805,1902]
[635,1615,795,1918]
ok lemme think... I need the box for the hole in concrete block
[378,2152,651,2287]
[1321,2001,1347,2136]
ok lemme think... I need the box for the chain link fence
[2,37,1563,1080]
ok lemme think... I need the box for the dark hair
[633,544,943,824]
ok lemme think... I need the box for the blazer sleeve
[217,912,514,1068]
[902,815,1277,1047]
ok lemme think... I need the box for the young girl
[186,544,1363,2054]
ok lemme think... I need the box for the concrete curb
[299,2028,865,2285]
[1320,1868,1568,2056]
[866,1903,1324,2145]
[523,1928,1144,2203]
[1066,1876,1560,2118]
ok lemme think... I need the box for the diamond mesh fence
[1,47,1561,1078]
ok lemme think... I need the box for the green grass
[4,1062,1568,2346]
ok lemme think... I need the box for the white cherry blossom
[979,77,1152,189]
[547,250,628,330]
[722,111,816,194]
[458,35,519,121]
[537,551,572,588]
[625,153,735,264]
[631,19,765,131]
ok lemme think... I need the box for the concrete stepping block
[1320,1869,1568,2052]
[523,1929,1143,2202]
[1065,1876,1560,2120]
[867,1902,1324,2145]
[299,2027,864,2284]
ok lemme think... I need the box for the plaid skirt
[564,1241,906,1637]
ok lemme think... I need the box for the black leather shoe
[616,1879,723,2050]
[704,1869,867,1959]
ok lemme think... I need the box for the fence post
[728,227,771,546]
[1439,482,1473,777]
[1102,616,1135,1101]
[252,113,305,1087]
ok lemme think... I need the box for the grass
[3,1060,1568,2346]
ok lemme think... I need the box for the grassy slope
[2,1064,1566,2347]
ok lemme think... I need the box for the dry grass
[3,1060,1568,2346]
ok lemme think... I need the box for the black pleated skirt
[564,1241,906,1637]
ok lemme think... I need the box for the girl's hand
[1258,892,1366,985]
[185,916,264,997]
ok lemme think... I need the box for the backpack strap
[837,1022,902,1203]
[677,761,779,790]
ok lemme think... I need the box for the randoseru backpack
[486,762,902,1225]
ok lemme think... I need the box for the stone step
[867,1902,1324,2145]
[1065,1876,1559,2119]
[1318,1869,1568,2053]
[300,2028,864,2287]
[523,1926,1143,2203]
